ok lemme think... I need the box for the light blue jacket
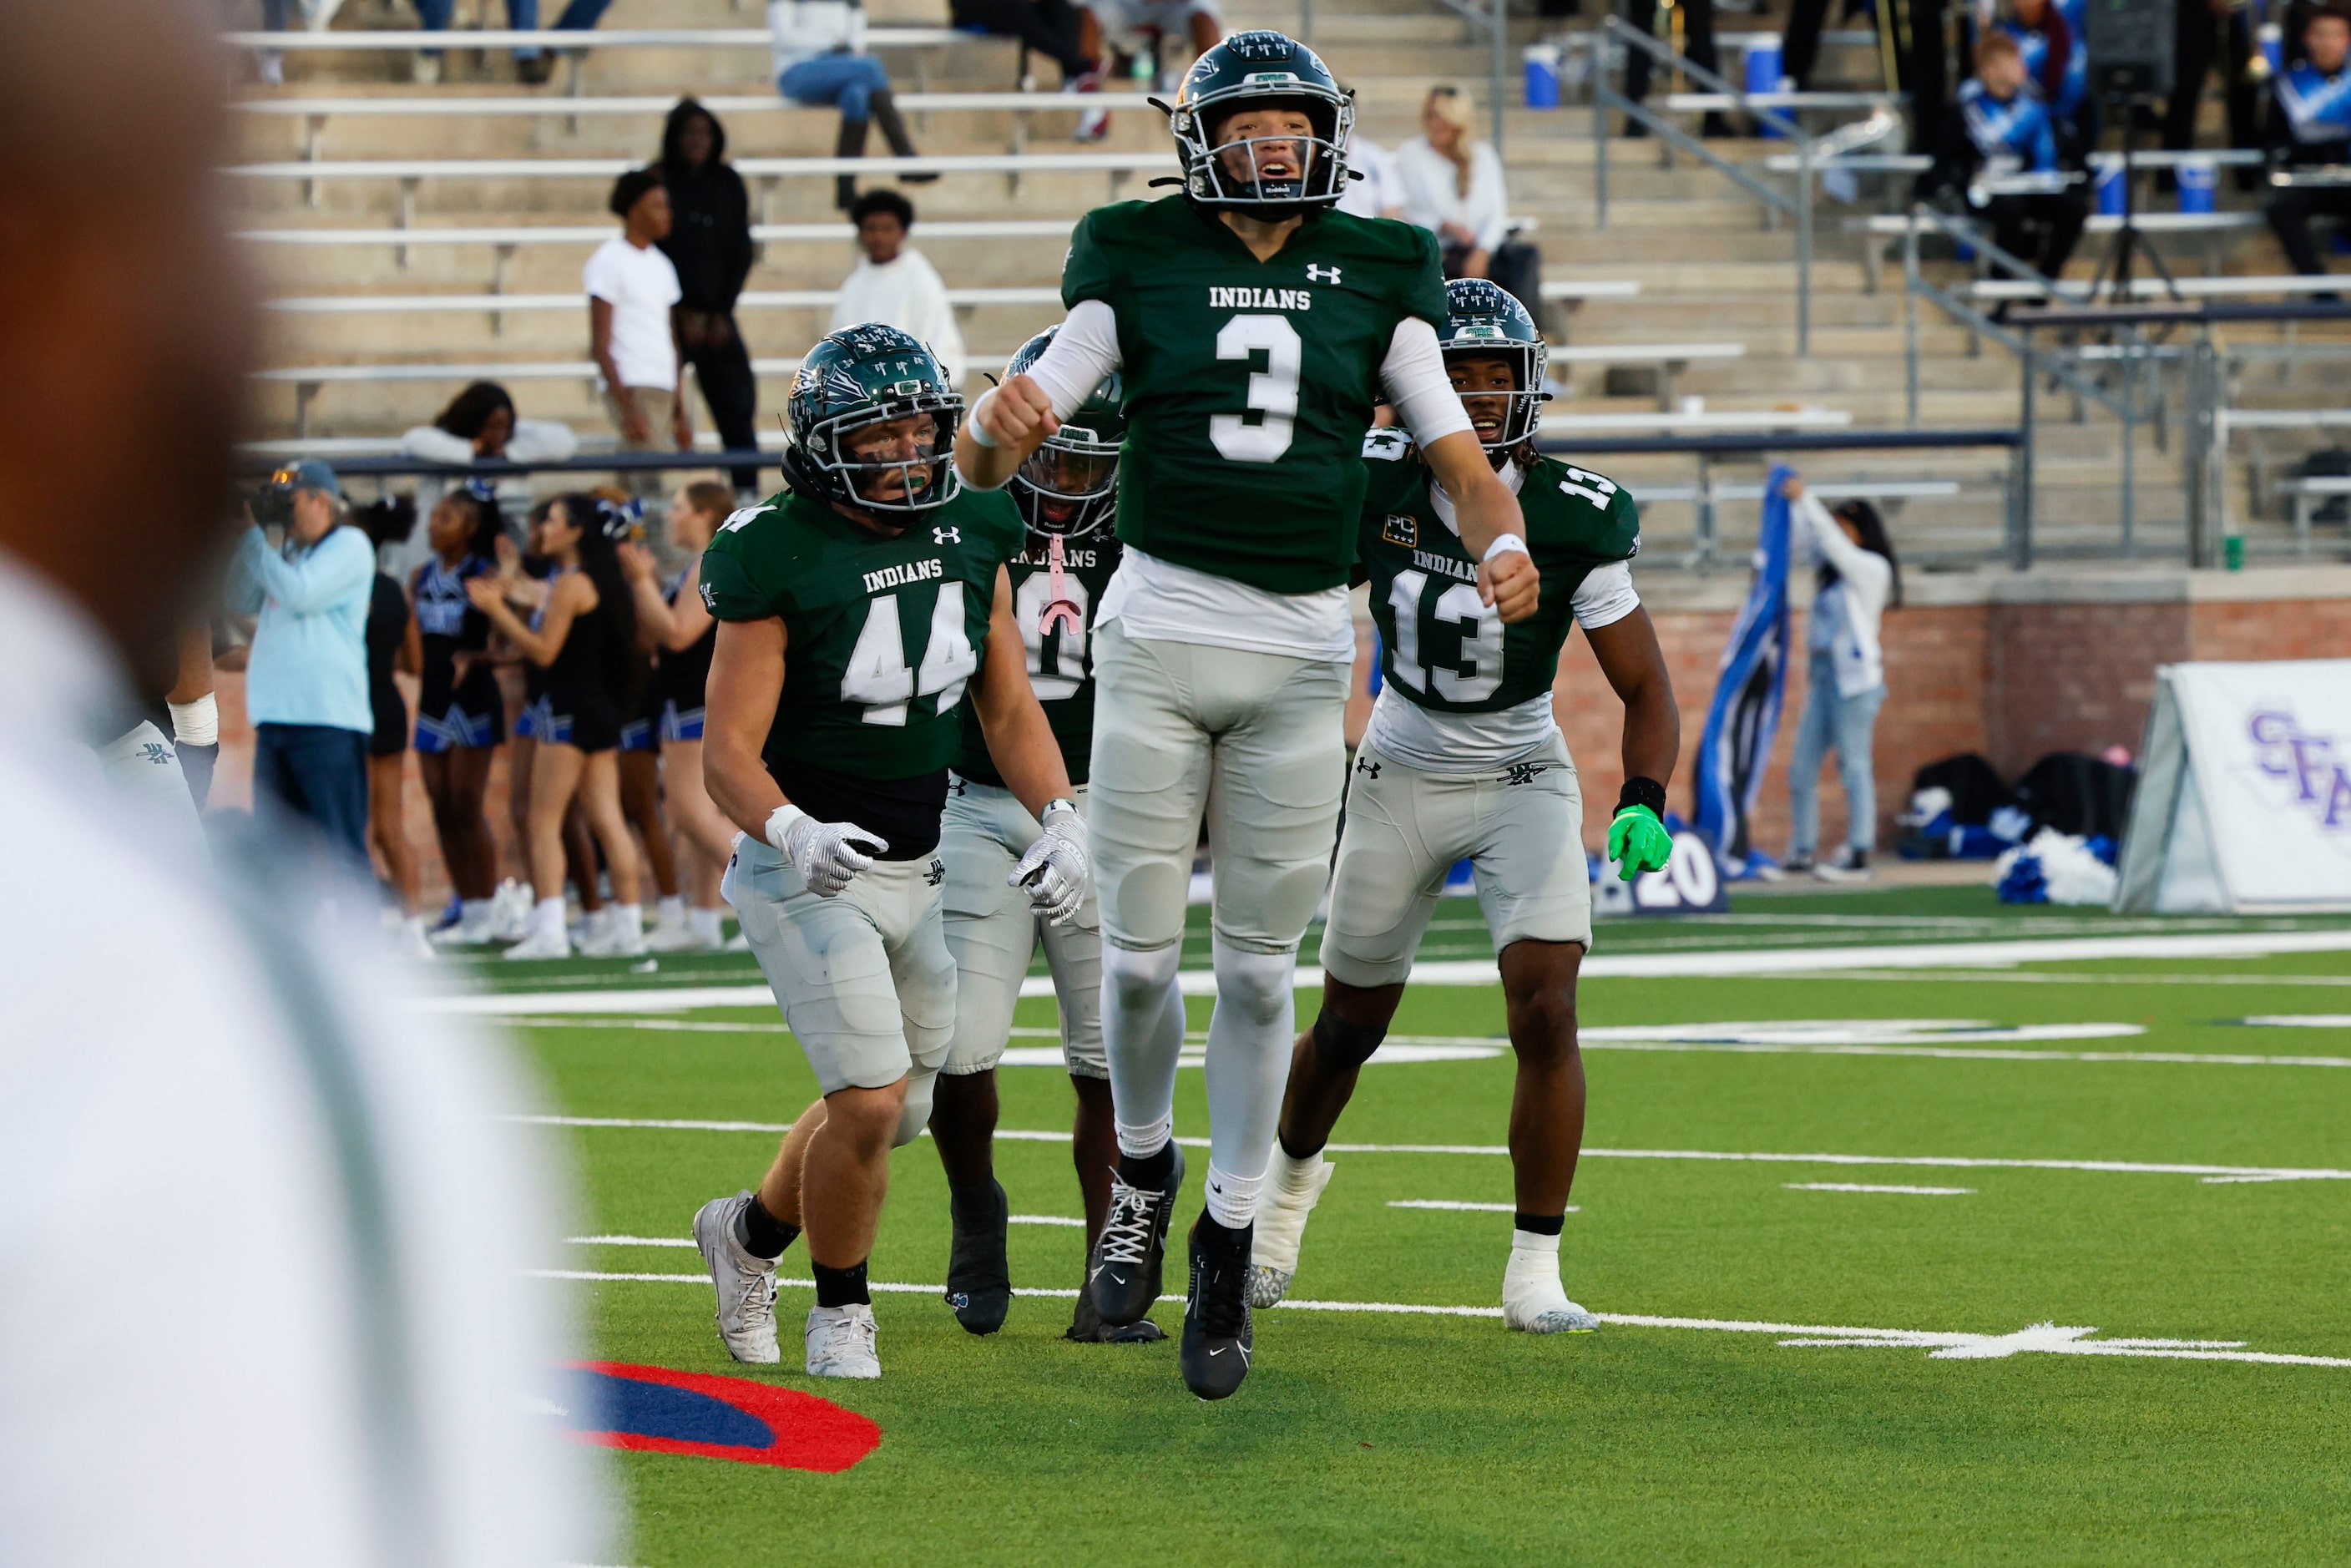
[230,524,375,732]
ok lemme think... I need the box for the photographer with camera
[228,458,377,871]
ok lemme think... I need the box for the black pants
[1443,240,1545,329]
[2268,186,2351,276]
[949,0,1090,80]
[1623,0,1716,103]
[1984,190,2088,280]
[680,311,760,493]
[1779,0,1873,88]
[2161,4,2259,177]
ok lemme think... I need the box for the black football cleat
[1086,1144,1184,1327]
[943,1177,1011,1335]
[1180,1213,1254,1401]
[1066,1284,1168,1344]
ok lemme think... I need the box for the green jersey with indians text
[1061,196,1449,595]
[699,484,1024,856]
[1359,427,1640,722]
[954,532,1120,787]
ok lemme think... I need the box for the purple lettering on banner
[2245,706,2351,834]
[2248,710,2294,775]
[2289,735,2337,803]
[2328,766,2351,830]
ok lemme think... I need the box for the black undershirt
[766,752,949,861]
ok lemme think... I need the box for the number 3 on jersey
[841,584,978,726]
[1211,314,1302,463]
[1386,568,1504,703]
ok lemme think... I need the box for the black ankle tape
[737,1193,800,1260]
[1312,1009,1388,1071]
[1514,1211,1565,1237]
[812,1259,870,1308]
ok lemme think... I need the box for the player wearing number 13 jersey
[687,325,1089,1383]
[956,29,1540,1401]
[1248,280,1683,1338]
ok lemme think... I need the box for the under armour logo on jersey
[1307,264,1342,285]
[1356,756,1381,779]
[933,525,962,545]
[1504,761,1550,788]
[141,742,172,766]
[699,581,718,611]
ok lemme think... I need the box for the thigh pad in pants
[938,780,1106,1078]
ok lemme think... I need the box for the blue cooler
[1524,43,1562,110]
[1746,39,1787,139]
[2177,157,2217,214]
[2095,161,2126,215]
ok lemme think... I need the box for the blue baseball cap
[265,458,344,498]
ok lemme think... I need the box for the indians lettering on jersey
[1206,286,1314,311]
[862,558,945,594]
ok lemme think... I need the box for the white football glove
[1010,799,1088,926]
[766,805,887,898]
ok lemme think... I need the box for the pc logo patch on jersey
[1381,514,1417,548]
[550,1361,882,1471]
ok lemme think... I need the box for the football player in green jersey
[928,326,1160,1344]
[955,30,1540,1400]
[1246,280,1681,1336]
[686,326,1089,1381]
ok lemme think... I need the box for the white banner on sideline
[2116,660,2351,913]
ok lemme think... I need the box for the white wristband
[763,803,807,859]
[167,693,219,747]
[1482,533,1530,564]
[965,388,1001,449]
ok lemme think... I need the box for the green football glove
[1608,802,1674,882]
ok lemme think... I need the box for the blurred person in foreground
[0,3,610,1563]
[833,190,968,389]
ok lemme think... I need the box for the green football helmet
[785,323,963,514]
[1006,326,1125,539]
[1439,278,1549,459]
[1168,30,1354,215]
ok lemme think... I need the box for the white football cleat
[501,926,570,961]
[1501,1242,1600,1334]
[805,1302,881,1378]
[1246,1149,1335,1308]
[693,1192,780,1364]
[397,915,434,961]
[487,880,533,942]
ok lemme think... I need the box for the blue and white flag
[1693,464,1793,873]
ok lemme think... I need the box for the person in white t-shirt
[830,190,968,389]
[585,169,690,495]
[1334,129,1407,220]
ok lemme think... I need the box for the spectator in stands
[229,460,377,870]
[1934,33,2088,295]
[2265,4,2351,278]
[394,380,578,575]
[1999,0,2093,159]
[468,494,646,959]
[1779,473,1900,882]
[407,1,609,86]
[832,190,969,387]
[2165,0,2263,184]
[1625,0,1732,138]
[587,169,690,497]
[1337,128,1407,220]
[1395,86,1545,322]
[1071,0,1221,137]
[359,508,431,959]
[412,490,511,948]
[949,0,1092,93]
[768,0,933,211]
[658,100,762,496]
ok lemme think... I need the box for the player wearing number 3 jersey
[1246,280,1682,1337]
[955,30,1540,1401]
[686,325,1086,1383]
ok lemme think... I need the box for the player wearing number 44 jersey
[957,29,1540,1401]
[687,325,1089,1382]
[1247,280,1681,1336]
[927,326,1160,1345]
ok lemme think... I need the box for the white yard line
[2239,1015,2351,1028]
[1388,1200,1580,1212]
[525,1269,2351,1369]
[508,1115,2351,1182]
[412,928,2351,1018]
[1784,1182,1974,1195]
[1761,970,2351,988]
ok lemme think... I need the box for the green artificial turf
[487,889,2351,1565]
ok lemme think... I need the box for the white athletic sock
[458,898,492,930]
[1115,1114,1173,1161]
[688,906,724,943]
[1203,1162,1264,1229]
[656,894,685,928]
[582,905,611,943]
[402,913,428,942]
[1201,939,1296,1205]
[1102,942,1185,1153]
[614,903,644,941]
[531,896,566,942]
